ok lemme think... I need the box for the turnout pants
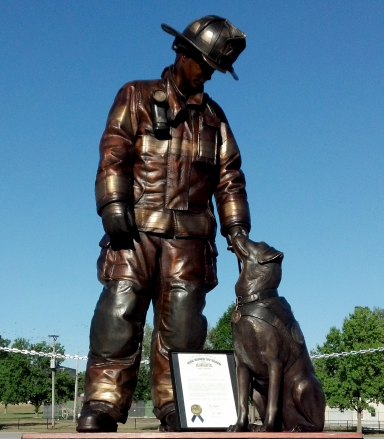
[83,232,218,422]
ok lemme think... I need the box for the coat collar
[162,66,204,122]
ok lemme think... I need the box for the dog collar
[236,288,278,306]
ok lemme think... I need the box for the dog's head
[233,236,284,291]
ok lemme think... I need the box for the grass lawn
[0,404,159,432]
[0,404,40,419]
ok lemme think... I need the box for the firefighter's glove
[101,202,140,250]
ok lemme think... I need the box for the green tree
[56,369,76,403]
[313,307,384,433]
[25,340,68,415]
[77,371,85,397]
[0,335,10,412]
[133,324,152,403]
[205,303,235,350]
[0,334,10,358]
[0,338,75,415]
[373,307,384,329]
[0,338,31,411]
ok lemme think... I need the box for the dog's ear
[257,246,284,264]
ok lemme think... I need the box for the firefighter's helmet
[161,15,246,80]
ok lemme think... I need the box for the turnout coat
[95,66,251,243]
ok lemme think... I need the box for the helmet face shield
[162,15,246,80]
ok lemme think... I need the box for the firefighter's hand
[101,202,140,250]
[226,225,249,253]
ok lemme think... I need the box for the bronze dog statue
[228,236,325,432]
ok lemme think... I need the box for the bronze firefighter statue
[77,15,251,432]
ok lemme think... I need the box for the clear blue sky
[1,1,383,371]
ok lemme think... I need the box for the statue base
[22,432,364,439]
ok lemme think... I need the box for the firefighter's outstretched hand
[226,225,248,253]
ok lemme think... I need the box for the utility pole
[73,356,79,423]
[48,335,59,429]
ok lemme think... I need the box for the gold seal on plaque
[191,404,202,415]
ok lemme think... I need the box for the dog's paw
[249,423,274,432]
[291,424,319,433]
[227,422,248,432]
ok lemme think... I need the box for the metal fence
[323,420,384,433]
[41,401,154,421]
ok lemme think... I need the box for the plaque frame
[170,350,238,431]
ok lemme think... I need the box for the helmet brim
[161,23,238,79]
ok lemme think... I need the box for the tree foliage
[77,371,85,397]
[134,364,151,403]
[133,324,152,403]
[373,307,384,328]
[0,338,75,414]
[313,307,384,432]
[205,303,235,350]
[0,334,10,359]
[56,369,77,403]
[0,339,31,408]
[0,335,11,410]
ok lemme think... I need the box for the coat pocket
[195,113,220,166]
[204,239,219,287]
[97,234,114,283]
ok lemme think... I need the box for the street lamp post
[48,335,59,429]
